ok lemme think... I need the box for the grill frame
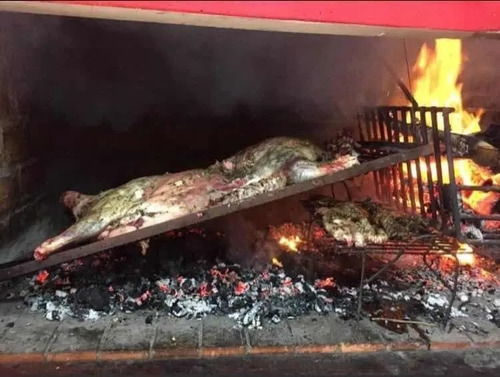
[360,105,500,246]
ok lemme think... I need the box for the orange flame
[455,242,475,266]
[278,235,302,252]
[272,257,283,268]
[398,39,499,232]
[403,157,500,215]
[411,39,483,134]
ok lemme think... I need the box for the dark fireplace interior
[0,12,499,335]
[0,12,426,262]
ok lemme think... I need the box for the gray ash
[4,227,500,332]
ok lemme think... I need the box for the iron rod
[442,108,463,238]
[398,163,408,213]
[430,108,447,228]
[391,164,401,210]
[460,214,500,221]
[420,108,438,222]
[402,109,417,213]
[457,185,500,192]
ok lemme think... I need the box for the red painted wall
[48,1,500,32]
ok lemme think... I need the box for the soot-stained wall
[0,12,427,192]
[1,12,498,263]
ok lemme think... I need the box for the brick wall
[0,89,45,246]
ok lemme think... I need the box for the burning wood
[455,243,475,266]
[278,236,302,252]
[410,39,483,135]
[389,38,500,233]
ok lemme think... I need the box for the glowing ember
[36,270,50,284]
[272,257,283,268]
[234,281,249,295]
[315,277,336,289]
[278,235,302,252]
[455,243,475,266]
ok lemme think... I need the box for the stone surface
[0,310,60,354]
[288,314,352,345]
[0,175,16,213]
[17,159,43,199]
[1,127,31,165]
[356,318,406,343]
[464,348,500,370]
[202,315,245,349]
[153,316,200,356]
[0,302,25,339]
[99,312,156,352]
[246,319,294,348]
[1,300,500,358]
[47,316,110,353]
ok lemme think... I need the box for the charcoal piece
[75,286,110,312]
[171,301,187,318]
[228,296,250,310]
[242,301,265,327]
[145,314,154,324]
[491,310,500,328]
[122,297,138,312]
[180,278,197,293]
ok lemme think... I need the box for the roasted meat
[34,136,359,261]
[212,136,359,201]
[34,169,245,260]
[305,197,431,246]
[360,199,431,240]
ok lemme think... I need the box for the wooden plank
[0,144,433,281]
[0,1,478,39]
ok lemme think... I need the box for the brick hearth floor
[0,300,499,363]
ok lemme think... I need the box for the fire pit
[1,40,499,337]
[0,5,499,363]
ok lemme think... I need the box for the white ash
[45,301,72,321]
[6,236,499,332]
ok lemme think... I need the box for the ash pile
[1,206,499,334]
[4,229,342,329]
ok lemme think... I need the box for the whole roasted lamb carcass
[34,136,359,260]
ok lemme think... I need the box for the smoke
[204,213,278,270]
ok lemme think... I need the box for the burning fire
[278,235,302,252]
[399,39,499,234]
[411,39,483,134]
[404,157,500,215]
[455,242,475,266]
[272,257,283,268]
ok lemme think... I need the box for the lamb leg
[33,214,111,260]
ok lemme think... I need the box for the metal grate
[358,105,500,246]
[358,106,452,225]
